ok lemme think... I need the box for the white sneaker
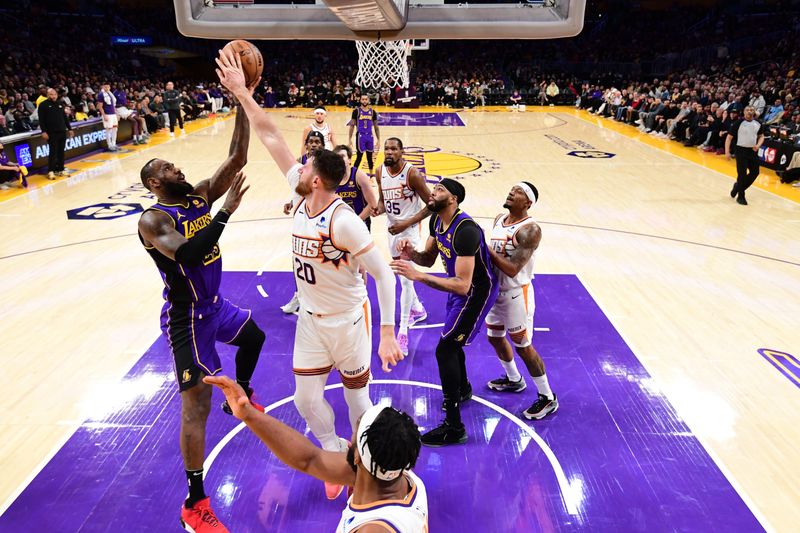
[281,292,300,314]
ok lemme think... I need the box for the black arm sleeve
[351,109,358,121]
[174,210,230,265]
[428,215,437,235]
[453,222,482,256]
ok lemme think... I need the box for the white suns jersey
[310,121,333,150]
[489,215,537,290]
[380,162,421,224]
[337,471,429,533]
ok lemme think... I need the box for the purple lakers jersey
[357,107,375,138]
[432,209,495,290]
[336,167,369,227]
[139,194,222,304]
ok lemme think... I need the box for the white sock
[105,128,114,148]
[500,359,521,382]
[110,128,118,148]
[399,276,415,334]
[412,291,423,312]
[533,374,553,399]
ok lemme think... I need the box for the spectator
[546,80,560,106]
[38,87,74,179]
[0,142,27,189]
[0,115,11,137]
[510,89,522,110]
[749,91,766,117]
[762,99,784,125]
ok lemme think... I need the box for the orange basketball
[222,40,263,87]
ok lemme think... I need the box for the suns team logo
[292,234,348,268]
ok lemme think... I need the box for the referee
[725,105,765,205]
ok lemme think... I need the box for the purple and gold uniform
[431,209,498,345]
[336,166,371,231]
[352,106,378,153]
[139,194,251,390]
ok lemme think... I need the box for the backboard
[174,0,586,41]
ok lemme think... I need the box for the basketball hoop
[355,40,411,89]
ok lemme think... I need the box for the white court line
[204,379,581,516]
[409,323,550,332]
[256,285,268,298]
[409,322,444,329]
[575,273,774,532]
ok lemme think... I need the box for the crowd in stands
[2,0,800,179]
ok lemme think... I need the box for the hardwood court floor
[1,107,798,531]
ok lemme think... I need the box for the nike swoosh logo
[353,316,364,325]
[511,294,520,299]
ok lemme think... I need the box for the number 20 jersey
[289,165,369,315]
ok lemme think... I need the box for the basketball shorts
[102,114,118,129]
[442,282,498,346]
[357,134,375,153]
[485,284,534,347]
[293,299,372,389]
[160,295,252,391]
[115,106,134,120]
[388,223,421,259]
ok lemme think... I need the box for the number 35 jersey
[380,161,421,225]
[288,164,373,314]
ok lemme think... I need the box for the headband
[516,182,537,206]
[306,130,325,142]
[439,178,466,204]
[314,107,327,114]
[358,405,406,482]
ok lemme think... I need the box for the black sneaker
[221,387,263,415]
[730,184,738,198]
[523,394,559,420]
[487,375,527,393]
[441,382,473,411]
[421,420,468,447]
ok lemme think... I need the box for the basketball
[222,40,263,87]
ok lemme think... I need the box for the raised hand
[222,171,250,214]
[203,375,253,420]
[215,49,247,94]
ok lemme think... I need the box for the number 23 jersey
[288,163,373,314]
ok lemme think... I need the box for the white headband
[358,405,405,482]
[516,182,537,205]
[314,108,327,115]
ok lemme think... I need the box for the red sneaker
[180,498,229,533]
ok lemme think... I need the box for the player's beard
[427,198,448,213]
[295,179,312,197]
[502,201,511,209]
[383,155,395,167]
[163,180,194,196]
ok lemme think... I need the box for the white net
[355,40,411,89]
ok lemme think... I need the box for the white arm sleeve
[332,208,395,325]
[357,246,396,326]
[285,163,302,193]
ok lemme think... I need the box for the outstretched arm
[194,103,250,204]
[204,375,356,486]
[488,223,541,279]
[216,50,296,176]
